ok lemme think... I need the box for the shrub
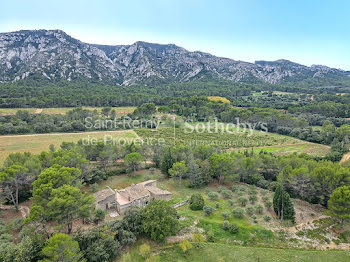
[222,220,229,230]
[139,244,151,258]
[256,204,264,214]
[121,252,132,262]
[265,201,272,210]
[192,234,205,248]
[221,211,230,219]
[246,205,255,216]
[260,190,268,196]
[179,240,193,254]
[149,167,156,175]
[189,194,205,211]
[206,231,215,242]
[263,215,272,222]
[218,186,227,193]
[89,183,99,193]
[93,209,106,224]
[143,175,152,181]
[257,179,269,189]
[105,168,127,177]
[231,185,239,192]
[239,186,246,192]
[249,195,258,204]
[203,205,214,216]
[268,181,279,192]
[232,207,244,219]
[228,223,239,234]
[262,196,270,202]
[228,199,234,207]
[10,218,24,231]
[238,197,248,206]
[248,189,257,196]
[208,192,219,200]
[221,190,233,199]
[215,202,220,209]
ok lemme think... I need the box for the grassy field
[0,106,136,116]
[0,130,138,163]
[123,242,350,262]
[312,126,323,131]
[229,142,330,157]
[0,108,37,115]
[136,125,330,156]
[136,126,299,148]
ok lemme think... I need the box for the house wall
[133,195,151,208]
[117,202,132,215]
[96,194,116,210]
[150,192,172,201]
[117,195,151,214]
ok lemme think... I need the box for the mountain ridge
[0,29,349,86]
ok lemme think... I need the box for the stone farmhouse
[93,180,172,215]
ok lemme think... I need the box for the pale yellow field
[0,130,138,163]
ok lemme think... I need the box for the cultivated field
[0,106,136,116]
[229,142,331,157]
[136,126,330,156]
[0,130,138,163]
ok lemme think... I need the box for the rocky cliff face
[0,29,347,85]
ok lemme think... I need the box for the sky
[1,0,349,70]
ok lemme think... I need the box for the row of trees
[289,101,350,118]
[0,107,128,135]
[2,139,350,211]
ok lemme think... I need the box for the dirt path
[340,152,350,165]
[0,205,30,218]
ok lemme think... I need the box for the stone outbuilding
[93,186,116,210]
[93,180,172,215]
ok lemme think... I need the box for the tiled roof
[93,187,115,202]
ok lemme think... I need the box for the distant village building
[93,180,172,215]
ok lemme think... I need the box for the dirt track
[340,152,350,165]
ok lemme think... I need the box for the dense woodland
[1,78,350,108]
